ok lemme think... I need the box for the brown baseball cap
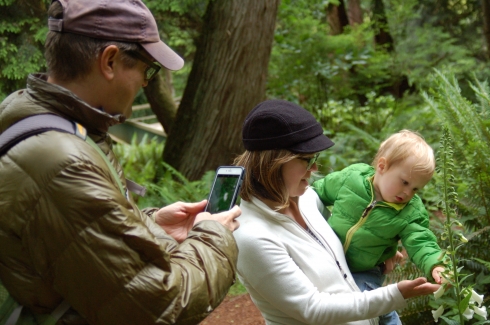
[48,0,184,71]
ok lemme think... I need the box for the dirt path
[200,293,265,325]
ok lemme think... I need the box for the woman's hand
[397,277,440,299]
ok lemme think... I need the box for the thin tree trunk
[347,0,363,26]
[163,0,280,180]
[483,0,490,59]
[143,70,177,135]
[327,0,349,35]
[373,0,394,52]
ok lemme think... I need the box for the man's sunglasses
[126,50,161,82]
[299,153,320,170]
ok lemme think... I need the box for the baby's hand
[432,266,445,284]
[383,251,404,274]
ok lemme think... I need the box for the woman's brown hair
[233,150,300,210]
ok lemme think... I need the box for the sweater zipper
[302,213,349,280]
[343,200,377,253]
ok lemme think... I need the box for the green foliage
[269,3,395,104]
[311,91,439,176]
[268,0,489,118]
[113,134,164,186]
[227,278,247,296]
[113,134,214,209]
[146,0,207,15]
[381,0,486,90]
[424,71,490,231]
[144,0,205,98]
[139,162,214,209]
[395,71,490,324]
[0,1,49,98]
[431,127,470,324]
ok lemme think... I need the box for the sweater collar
[244,188,319,223]
[26,74,125,135]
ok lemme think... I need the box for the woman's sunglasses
[298,153,320,170]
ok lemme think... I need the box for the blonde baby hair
[372,130,435,175]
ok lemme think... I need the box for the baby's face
[374,157,432,204]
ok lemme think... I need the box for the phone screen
[205,168,244,213]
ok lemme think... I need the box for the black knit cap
[242,99,335,153]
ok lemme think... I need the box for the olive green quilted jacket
[0,74,238,325]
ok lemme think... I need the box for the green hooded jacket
[0,74,238,325]
[313,163,442,279]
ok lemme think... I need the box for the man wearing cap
[0,1,240,324]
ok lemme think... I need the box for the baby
[313,130,444,325]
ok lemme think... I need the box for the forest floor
[200,293,265,325]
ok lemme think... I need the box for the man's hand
[154,200,207,243]
[194,205,241,232]
[397,277,440,299]
[154,201,241,243]
[383,251,404,274]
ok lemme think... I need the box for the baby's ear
[377,157,388,173]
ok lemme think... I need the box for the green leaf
[458,290,471,314]
[440,316,461,325]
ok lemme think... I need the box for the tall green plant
[430,126,488,324]
[419,71,490,323]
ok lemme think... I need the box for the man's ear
[98,45,119,81]
[377,157,388,174]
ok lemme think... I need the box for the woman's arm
[237,232,405,324]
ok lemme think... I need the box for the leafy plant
[113,134,164,186]
[396,71,490,324]
[429,126,488,324]
[423,71,490,232]
[138,161,214,209]
[113,134,215,208]
[0,0,48,98]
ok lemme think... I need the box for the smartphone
[204,166,245,213]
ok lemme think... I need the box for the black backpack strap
[0,114,86,157]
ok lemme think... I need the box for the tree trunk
[347,0,363,26]
[373,0,394,52]
[326,0,349,35]
[143,70,177,135]
[483,0,490,59]
[163,0,280,181]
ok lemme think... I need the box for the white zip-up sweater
[234,188,406,325]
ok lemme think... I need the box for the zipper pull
[361,200,377,218]
[336,260,348,279]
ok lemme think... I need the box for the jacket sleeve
[399,205,444,280]
[27,159,238,325]
[312,168,349,206]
